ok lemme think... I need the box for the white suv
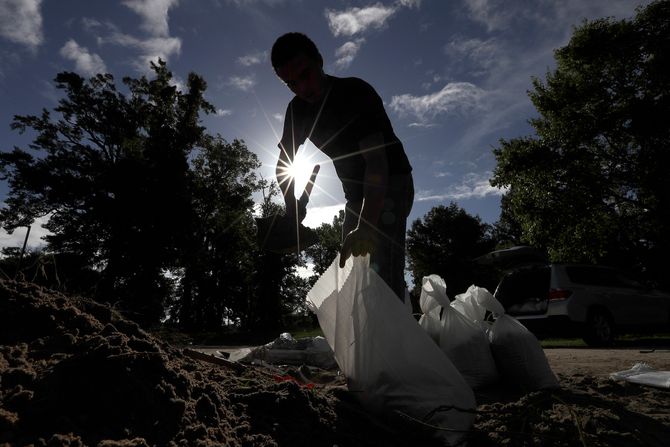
[479,247,670,346]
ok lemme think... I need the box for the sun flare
[283,152,314,193]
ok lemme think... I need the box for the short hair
[271,32,323,70]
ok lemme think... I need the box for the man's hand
[339,224,377,268]
[285,197,307,223]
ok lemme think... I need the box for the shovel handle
[298,165,320,207]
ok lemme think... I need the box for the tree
[406,203,497,297]
[244,181,310,334]
[172,136,261,331]
[304,209,344,279]
[491,194,523,249]
[1,61,216,325]
[491,0,670,288]
[0,247,100,295]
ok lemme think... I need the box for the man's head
[272,32,327,103]
[271,32,323,70]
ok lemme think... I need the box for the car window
[496,266,551,306]
[565,266,643,289]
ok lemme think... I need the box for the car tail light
[548,288,572,301]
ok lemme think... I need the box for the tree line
[0,61,308,333]
[1,0,668,331]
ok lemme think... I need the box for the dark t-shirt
[279,76,412,201]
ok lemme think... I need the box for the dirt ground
[2,278,669,447]
[545,347,670,377]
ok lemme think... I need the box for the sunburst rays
[249,90,407,256]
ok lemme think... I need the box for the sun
[284,151,313,193]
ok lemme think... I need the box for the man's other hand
[285,198,307,223]
[339,225,377,268]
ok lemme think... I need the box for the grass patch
[540,337,588,348]
[538,333,670,348]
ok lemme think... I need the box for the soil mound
[0,280,411,447]
[1,279,669,446]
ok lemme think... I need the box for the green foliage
[491,1,670,288]
[406,203,497,297]
[0,60,305,329]
[246,182,310,334]
[172,136,261,331]
[1,61,209,324]
[304,209,344,279]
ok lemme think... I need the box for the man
[272,32,413,301]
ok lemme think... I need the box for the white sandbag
[306,255,475,444]
[610,362,670,389]
[229,333,337,369]
[451,285,504,328]
[439,305,499,389]
[418,275,449,343]
[420,274,451,308]
[488,314,559,391]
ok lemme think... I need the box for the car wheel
[583,310,615,346]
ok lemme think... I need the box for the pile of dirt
[1,278,669,446]
[470,374,670,446]
[0,279,417,447]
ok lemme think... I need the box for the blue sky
[0,0,651,251]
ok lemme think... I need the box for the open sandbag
[307,256,475,445]
[418,275,449,343]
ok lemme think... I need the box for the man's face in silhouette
[276,53,327,104]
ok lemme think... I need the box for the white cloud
[552,0,651,24]
[325,3,397,37]
[416,171,507,202]
[464,0,648,34]
[227,75,256,92]
[238,51,267,66]
[390,82,487,124]
[81,17,103,31]
[103,32,181,71]
[0,0,43,50]
[445,36,505,74]
[216,108,233,116]
[334,38,365,70]
[169,74,186,92]
[224,0,290,6]
[408,122,438,128]
[122,0,179,37]
[325,1,420,70]
[397,0,421,8]
[325,0,421,36]
[89,0,182,72]
[0,214,51,252]
[464,0,520,32]
[272,113,283,121]
[59,39,107,76]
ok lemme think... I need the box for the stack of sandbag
[417,274,446,343]
[451,285,559,391]
[418,276,499,389]
[307,257,476,446]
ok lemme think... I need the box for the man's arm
[339,132,388,267]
